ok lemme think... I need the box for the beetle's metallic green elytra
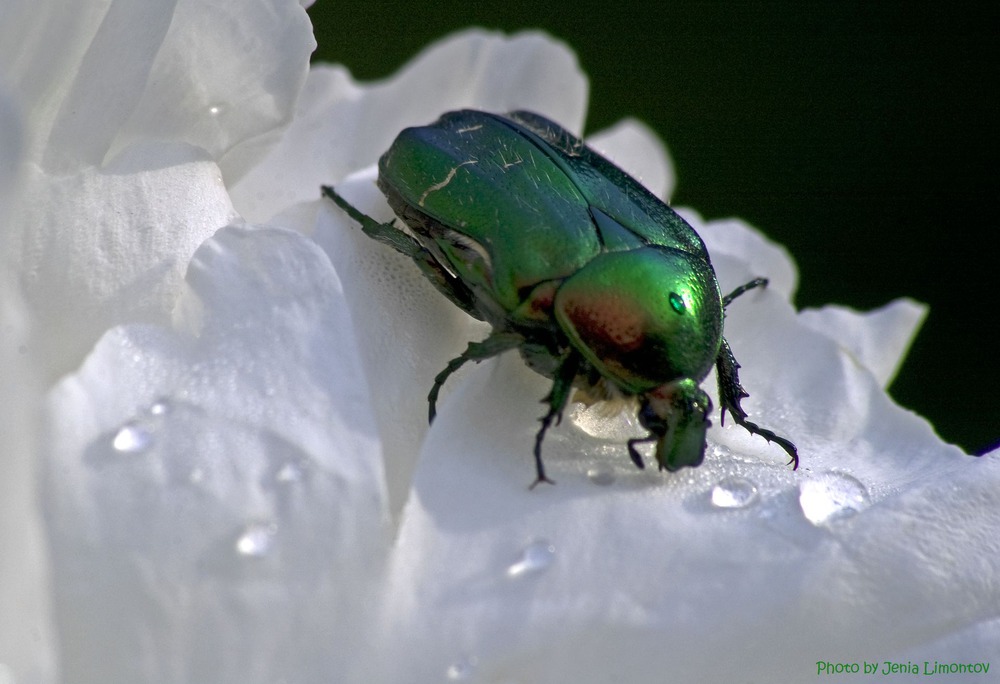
[323,109,797,487]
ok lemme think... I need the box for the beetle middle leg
[715,337,799,468]
[428,331,524,423]
[529,352,581,489]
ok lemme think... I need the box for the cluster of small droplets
[109,397,174,455]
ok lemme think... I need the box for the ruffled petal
[43,226,389,682]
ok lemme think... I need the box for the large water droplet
[111,421,153,454]
[235,522,277,558]
[507,540,555,578]
[446,655,478,681]
[799,472,871,525]
[710,477,759,509]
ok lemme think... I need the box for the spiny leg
[322,185,423,257]
[723,277,768,308]
[323,185,480,316]
[530,352,581,489]
[715,337,798,469]
[428,331,524,423]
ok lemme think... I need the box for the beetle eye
[668,292,686,314]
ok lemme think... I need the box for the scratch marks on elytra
[418,160,477,207]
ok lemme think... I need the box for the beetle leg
[428,332,524,423]
[715,337,799,469]
[323,185,481,317]
[722,277,768,308]
[530,353,581,489]
[322,185,424,258]
[626,436,653,469]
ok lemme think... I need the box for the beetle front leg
[530,352,581,489]
[323,184,480,316]
[322,185,423,258]
[428,331,524,423]
[715,337,799,469]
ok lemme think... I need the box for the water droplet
[111,421,153,454]
[208,104,223,116]
[275,461,304,483]
[235,522,276,558]
[587,465,616,486]
[149,397,172,416]
[507,540,555,578]
[799,472,871,525]
[446,655,478,680]
[710,477,759,509]
[188,467,205,485]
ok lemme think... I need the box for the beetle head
[637,379,713,471]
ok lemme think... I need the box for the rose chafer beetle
[323,109,797,487]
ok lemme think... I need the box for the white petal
[43,226,389,683]
[371,343,988,682]
[2,0,313,178]
[9,144,237,380]
[231,29,589,223]
[0,84,58,684]
[798,298,927,388]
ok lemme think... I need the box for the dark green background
[309,1,997,455]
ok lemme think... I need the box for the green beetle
[323,109,797,487]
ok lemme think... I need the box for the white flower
[1,3,996,683]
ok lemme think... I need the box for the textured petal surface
[42,226,388,683]
[1,0,312,380]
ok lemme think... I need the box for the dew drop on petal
[507,540,555,578]
[275,461,305,484]
[799,472,871,525]
[446,655,478,681]
[710,477,759,509]
[149,397,173,416]
[235,522,277,558]
[111,421,153,454]
[188,467,205,485]
[587,465,616,486]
